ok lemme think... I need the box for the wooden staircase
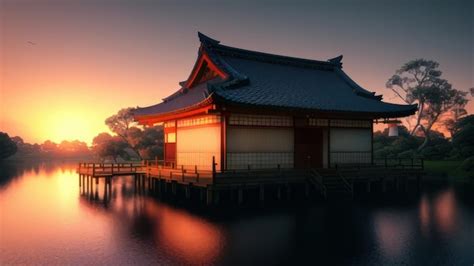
[308,168,353,199]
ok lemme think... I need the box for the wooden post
[214,190,220,204]
[185,184,191,199]
[305,182,310,198]
[238,188,243,205]
[259,185,265,203]
[79,174,81,187]
[95,177,99,184]
[206,186,213,206]
[182,165,185,182]
[171,181,176,195]
[200,188,205,201]
[212,156,216,184]
[286,184,291,200]
[92,164,96,177]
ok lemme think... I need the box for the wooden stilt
[206,187,213,206]
[171,181,177,195]
[200,188,205,201]
[185,184,191,199]
[238,188,243,205]
[214,190,220,204]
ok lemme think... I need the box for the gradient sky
[1,0,473,145]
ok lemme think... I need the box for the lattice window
[330,151,371,166]
[229,114,292,127]
[330,119,371,128]
[227,152,294,170]
[308,118,329,127]
[177,115,221,128]
[164,121,176,128]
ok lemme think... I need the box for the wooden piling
[185,184,191,199]
[238,188,243,205]
[206,187,213,206]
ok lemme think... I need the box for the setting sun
[45,111,96,144]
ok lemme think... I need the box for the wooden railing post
[92,164,95,176]
[181,165,185,182]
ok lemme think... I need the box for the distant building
[133,33,416,170]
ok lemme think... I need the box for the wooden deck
[77,159,425,204]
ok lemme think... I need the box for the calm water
[0,161,473,265]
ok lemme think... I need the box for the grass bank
[424,160,472,183]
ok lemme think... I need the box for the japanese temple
[133,32,417,172]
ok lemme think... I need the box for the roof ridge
[197,32,341,70]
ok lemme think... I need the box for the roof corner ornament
[328,55,343,65]
[198,32,220,46]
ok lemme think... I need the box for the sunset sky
[1,0,473,145]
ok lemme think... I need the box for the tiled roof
[133,33,417,118]
[133,79,216,117]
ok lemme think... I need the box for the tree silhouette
[386,59,469,150]
[0,132,17,159]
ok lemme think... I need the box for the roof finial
[328,55,343,65]
[198,32,220,46]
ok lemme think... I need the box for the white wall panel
[330,128,371,165]
[227,127,294,169]
[176,124,221,170]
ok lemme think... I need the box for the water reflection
[151,203,224,264]
[418,189,459,237]
[374,212,413,258]
[0,161,473,265]
[78,174,225,265]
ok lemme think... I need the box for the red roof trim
[184,50,229,89]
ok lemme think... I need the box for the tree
[0,132,18,159]
[134,126,163,159]
[452,115,474,158]
[92,133,128,162]
[386,59,469,150]
[105,107,142,159]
